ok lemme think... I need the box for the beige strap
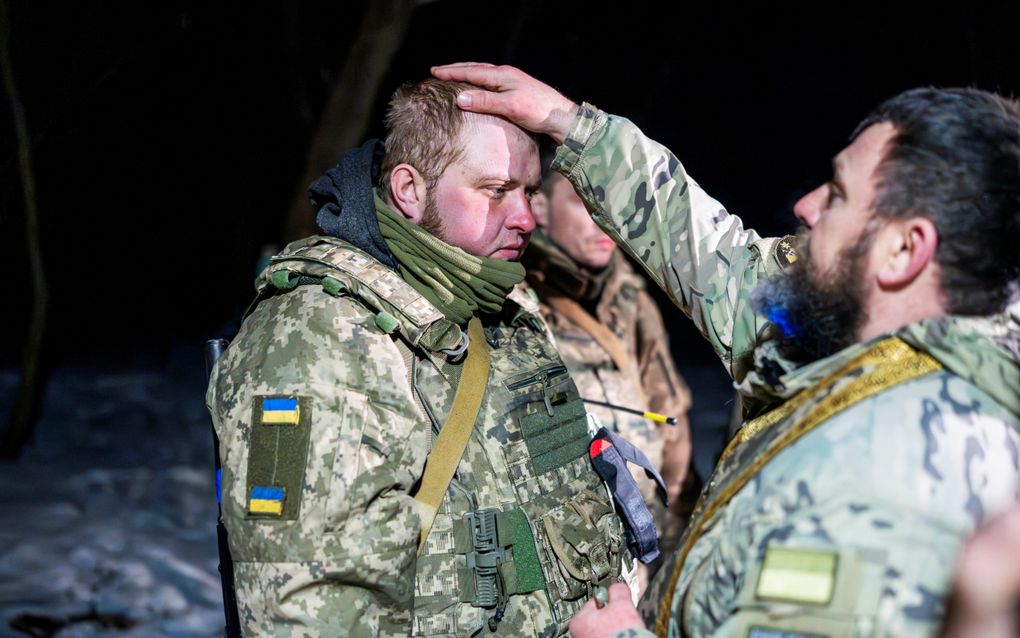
[546,296,635,380]
[414,317,491,555]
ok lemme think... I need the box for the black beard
[753,234,872,363]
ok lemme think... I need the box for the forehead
[446,114,539,181]
[835,122,897,182]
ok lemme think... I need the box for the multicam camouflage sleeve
[551,105,792,388]
[207,285,428,637]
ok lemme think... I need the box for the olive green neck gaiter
[375,192,526,325]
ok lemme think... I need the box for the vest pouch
[540,491,617,601]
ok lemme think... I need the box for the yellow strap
[654,337,941,636]
[546,296,636,381]
[414,317,491,555]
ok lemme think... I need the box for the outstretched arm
[432,63,790,387]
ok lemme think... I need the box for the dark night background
[2,0,1018,367]
[0,1,1017,634]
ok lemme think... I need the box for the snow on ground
[0,345,225,637]
[0,343,733,638]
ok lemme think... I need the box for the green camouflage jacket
[551,105,1020,638]
[206,236,627,637]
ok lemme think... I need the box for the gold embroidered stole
[654,337,942,637]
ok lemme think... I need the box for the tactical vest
[260,236,626,637]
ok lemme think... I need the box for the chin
[583,251,614,270]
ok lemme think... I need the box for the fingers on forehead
[432,63,505,87]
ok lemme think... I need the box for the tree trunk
[283,0,417,241]
[0,0,49,459]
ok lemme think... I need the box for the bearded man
[431,63,1020,638]
[206,78,630,637]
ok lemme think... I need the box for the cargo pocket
[324,395,392,529]
[541,489,618,602]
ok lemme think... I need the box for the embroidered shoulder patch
[774,237,799,268]
[755,546,837,605]
[245,395,312,520]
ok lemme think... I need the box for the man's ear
[387,164,429,223]
[876,217,939,289]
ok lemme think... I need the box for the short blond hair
[379,79,478,191]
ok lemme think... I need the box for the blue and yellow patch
[261,397,300,424]
[248,486,285,516]
[245,395,312,520]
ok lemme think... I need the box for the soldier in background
[524,146,698,591]
[432,63,1020,637]
[207,78,630,636]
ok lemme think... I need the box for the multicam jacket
[206,236,627,637]
[523,236,696,554]
[550,105,1020,637]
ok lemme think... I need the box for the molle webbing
[655,337,942,637]
[277,240,442,324]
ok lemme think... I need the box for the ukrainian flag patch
[248,486,285,515]
[262,397,300,424]
[245,395,312,520]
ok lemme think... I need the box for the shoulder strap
[259,236,463,353]
[414,317,491,555]
[546,295,636,381]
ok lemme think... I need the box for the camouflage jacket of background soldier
[523,233,697,561]
[548,104,1020,637]
[207,230,630,637]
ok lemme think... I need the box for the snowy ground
[0,344,732,638]
[0,344,224,638]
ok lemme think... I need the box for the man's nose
[507,192,537,233]
[793,185,825,228]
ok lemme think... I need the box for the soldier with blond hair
[207,78,631,636]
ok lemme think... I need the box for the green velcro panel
[374,310,400,334]
[245,395,312,520]
[519,399,589,474]
[755,546,838,605]
[499,509,545,593]
[321,276,344,296]
[270,269,300,290]
[456,567,478,603]
[452,517,472,554]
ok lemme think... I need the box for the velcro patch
[245,395,312,520]
[249,486,285,516]
[261,397,300,424]
[755,546,837,605]
[748,627,827,638]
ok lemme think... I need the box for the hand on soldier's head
[430,63,579,144]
